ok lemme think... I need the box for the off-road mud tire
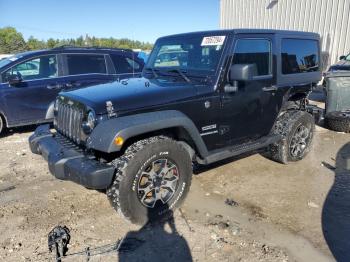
[106,136,192,225]
[325,111,350,133]
[265,110,315,164]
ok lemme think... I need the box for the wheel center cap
[153,176,162,188]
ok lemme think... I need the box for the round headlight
[87,111,96,129]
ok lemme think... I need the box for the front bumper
[29,125,115,189]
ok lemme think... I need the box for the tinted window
[110,54,142,73]
[233,39,271,76]
[1,55,57,82]
[281,39,319,74]
[66,54,106,75]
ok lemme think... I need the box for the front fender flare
[86,110,209,157]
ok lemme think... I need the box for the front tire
[266,110,315,164]
[107,136,192,224]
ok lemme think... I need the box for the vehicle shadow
[193,151,258,175]
[118,206,193,262]
[1,124,38,138]
[322,142,350,262]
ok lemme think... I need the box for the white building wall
[220,0,350,70]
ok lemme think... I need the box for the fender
[280,83,312,111]
[86,110,209,157]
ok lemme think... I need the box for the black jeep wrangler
[29,29,321,224]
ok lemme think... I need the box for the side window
[66,54,106,75]
[1,55,57,82]
[126,57,141,71]
[281,39,319,74]
[233,39,271,76]
[110,54,142,74]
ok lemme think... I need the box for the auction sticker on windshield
[201,36,226,46]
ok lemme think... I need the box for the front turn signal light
[114,136,124,146]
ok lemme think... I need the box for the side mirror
[8,74,23,86]
[339,55,346,60]
[229,64,258,82]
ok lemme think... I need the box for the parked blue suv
[0,46,145,135]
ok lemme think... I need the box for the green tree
[75,36,84,46]
[0,27,153,53]
[46,38,59,48]
[27,36,47,50]
[0,27,27,53]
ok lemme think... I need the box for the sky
[0,0,220,43]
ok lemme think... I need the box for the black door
[61,53,116,90]
[219,35,280,146]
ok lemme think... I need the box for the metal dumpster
[325,71,350,114]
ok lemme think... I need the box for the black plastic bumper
[29,125,115,189]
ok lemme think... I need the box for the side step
[197,134,282,165]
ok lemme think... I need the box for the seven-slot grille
[55,100,84,144]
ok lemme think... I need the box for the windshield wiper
[166,69,191,83]
[184,73,211,84]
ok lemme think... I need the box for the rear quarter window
[66,54,106,75]
[281,39,319,74]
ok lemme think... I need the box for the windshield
[0,58,12,69]
[146,34,227,75]
[346,54,350,61]
[0,55,20,69]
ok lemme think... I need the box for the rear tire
[107,136,192,225]
[325,110,350,133]
[266,110,315,164]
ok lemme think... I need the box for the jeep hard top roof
[158,29,320,40]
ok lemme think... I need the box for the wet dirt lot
[0,107,349,261]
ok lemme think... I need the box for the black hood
[329,60,350,71]
[60,77,198,114]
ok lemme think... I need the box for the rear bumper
[29,125,115,189]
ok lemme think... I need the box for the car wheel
[266,110,315,164]
[325,110,350,133]
[107,136,192,225]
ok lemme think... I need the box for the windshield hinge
[106,101,117,118]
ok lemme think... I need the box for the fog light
[114,136,124,146]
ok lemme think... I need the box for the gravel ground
[0,103,347,261]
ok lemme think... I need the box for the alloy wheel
[137,158,179,208]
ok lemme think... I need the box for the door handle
[262,85,278,92]
[46,84,62,90]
